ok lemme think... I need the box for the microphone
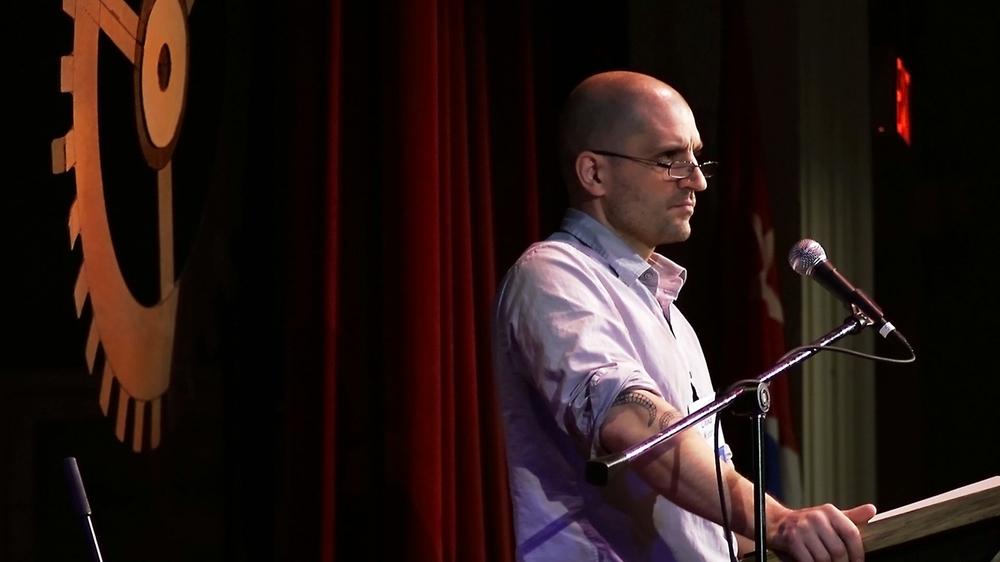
[788,239,897,339]
[63,457,105,562]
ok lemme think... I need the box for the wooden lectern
[757,476,1000,561]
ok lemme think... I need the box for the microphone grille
[788,239,827,276]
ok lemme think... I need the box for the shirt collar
[647,252,687,305]
[559,209,688,300]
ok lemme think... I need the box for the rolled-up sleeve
[497,244,661,457]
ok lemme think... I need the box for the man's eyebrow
[652,146,685,159]
[652,144,704,159]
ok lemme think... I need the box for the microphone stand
[585,312,871,561]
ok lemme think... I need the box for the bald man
[492,71,875,561]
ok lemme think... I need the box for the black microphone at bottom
[64,457,105,562]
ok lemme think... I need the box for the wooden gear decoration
[51,0,194,451]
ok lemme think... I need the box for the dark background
[868,1,1000,510]
[4,0,998,560]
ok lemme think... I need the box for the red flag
[718,1,802,506]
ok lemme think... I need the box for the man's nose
[681,168,708,191]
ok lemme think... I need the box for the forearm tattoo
[613,391,657,427]
[658,409,681,431]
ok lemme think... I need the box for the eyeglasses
[590,150,719,180]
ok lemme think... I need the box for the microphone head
[788,239,827,276]
[63,457,92,516]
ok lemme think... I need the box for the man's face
[598,93,707,253]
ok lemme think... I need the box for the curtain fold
[393,0,444,556]
[468,2,516,558]
[321,0,342,559]
[322,0,525,559]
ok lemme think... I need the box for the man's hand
[767,503,876,562]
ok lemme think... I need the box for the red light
[896,57,912,146]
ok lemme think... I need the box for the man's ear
[576,152,607,197]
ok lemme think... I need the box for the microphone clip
[850,303,875,330]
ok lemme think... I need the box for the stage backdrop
[5,1,998,561]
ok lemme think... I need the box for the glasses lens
[700,161,719,178]
[668,162,695,179]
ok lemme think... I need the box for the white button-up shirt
[493,209,732,561]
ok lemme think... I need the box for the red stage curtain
[321,0,342,559]
[320,0,544,559]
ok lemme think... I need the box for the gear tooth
[84,320,99,373]
[132,400,146,452]
[69,199,80,249]
[151,398,162,448]
[99,363,113,415]
[115,385,130,442]
[51,130,76,174]
[60,55,74,93]
[74,262,88,317]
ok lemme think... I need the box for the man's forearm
[600,388,784,538]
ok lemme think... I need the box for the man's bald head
[557,71,690,199]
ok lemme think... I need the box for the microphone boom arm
[585,313,867,485]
